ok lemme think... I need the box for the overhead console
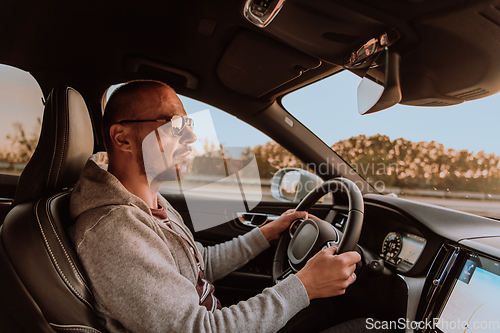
[243,0,286,28]
[244,0,392,65]
[224,0,395,97]
[399,0,500,107]
[241,0,500,107]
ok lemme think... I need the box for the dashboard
[272,191,500,333]
[351,198,439,276]
[362,194,500,333]
[313,193,500,333]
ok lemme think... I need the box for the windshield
[282,71,500,219]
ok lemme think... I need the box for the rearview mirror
[357,48,402,115]
[271,168,323,203]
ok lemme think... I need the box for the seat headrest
[14,86,94,205]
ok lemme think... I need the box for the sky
[282,71,500,155]
[1,65,500,156]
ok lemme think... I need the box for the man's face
[133,87,197,185]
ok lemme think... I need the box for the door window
[0,64,43,176]
[168,95,307,204]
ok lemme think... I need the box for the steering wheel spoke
[275,266,293,283]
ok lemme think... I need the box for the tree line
[0,119,41,174]
[251,134,500,194]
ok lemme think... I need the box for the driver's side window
[177,95,316,203]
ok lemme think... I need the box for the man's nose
[180,126,197,144]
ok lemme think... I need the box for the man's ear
[109,124,133,153]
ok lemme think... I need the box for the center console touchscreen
[435,254,500,333]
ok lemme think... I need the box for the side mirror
[271,168,323,203]
[357,48,402,115]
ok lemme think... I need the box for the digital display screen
[380,232,426,271]
[399,233,426,265]
[437,255,500,332]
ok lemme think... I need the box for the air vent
[452,88,489,100]
[420,101,454,107]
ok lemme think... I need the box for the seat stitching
[35,198,94,310]
[45,192,93,295]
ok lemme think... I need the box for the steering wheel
[272,177,364,283]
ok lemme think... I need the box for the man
[70,80,361,332]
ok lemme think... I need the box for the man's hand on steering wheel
[270,178,365,299]
[295,246,361,300]
[261,206,362,300]
[260,209,312,242]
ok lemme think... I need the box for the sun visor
[217,30,321,97]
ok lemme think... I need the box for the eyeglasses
[117,115,194,137]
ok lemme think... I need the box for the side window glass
[0,65,43,175]
[177,95,319,203]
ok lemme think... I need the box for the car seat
[0,86,107,332]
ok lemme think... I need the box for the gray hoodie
[69,153,310,333]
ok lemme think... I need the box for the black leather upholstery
[0,86,106,332]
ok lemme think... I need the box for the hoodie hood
[70,152,151,220]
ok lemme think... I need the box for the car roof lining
[216,30,322,98]
[2,0,500,150]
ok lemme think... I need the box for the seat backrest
[13,86,94,206]
[0,86,107,332]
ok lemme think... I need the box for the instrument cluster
[380,231,426,271]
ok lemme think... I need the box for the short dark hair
[102,80,171,153]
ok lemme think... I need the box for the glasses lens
[186,118,194,131]
[170,116,194,136]
[171,115,184,136]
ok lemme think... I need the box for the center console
[419,245,500,332]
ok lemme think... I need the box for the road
[402,196,500,220]
[162,182,500,220]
